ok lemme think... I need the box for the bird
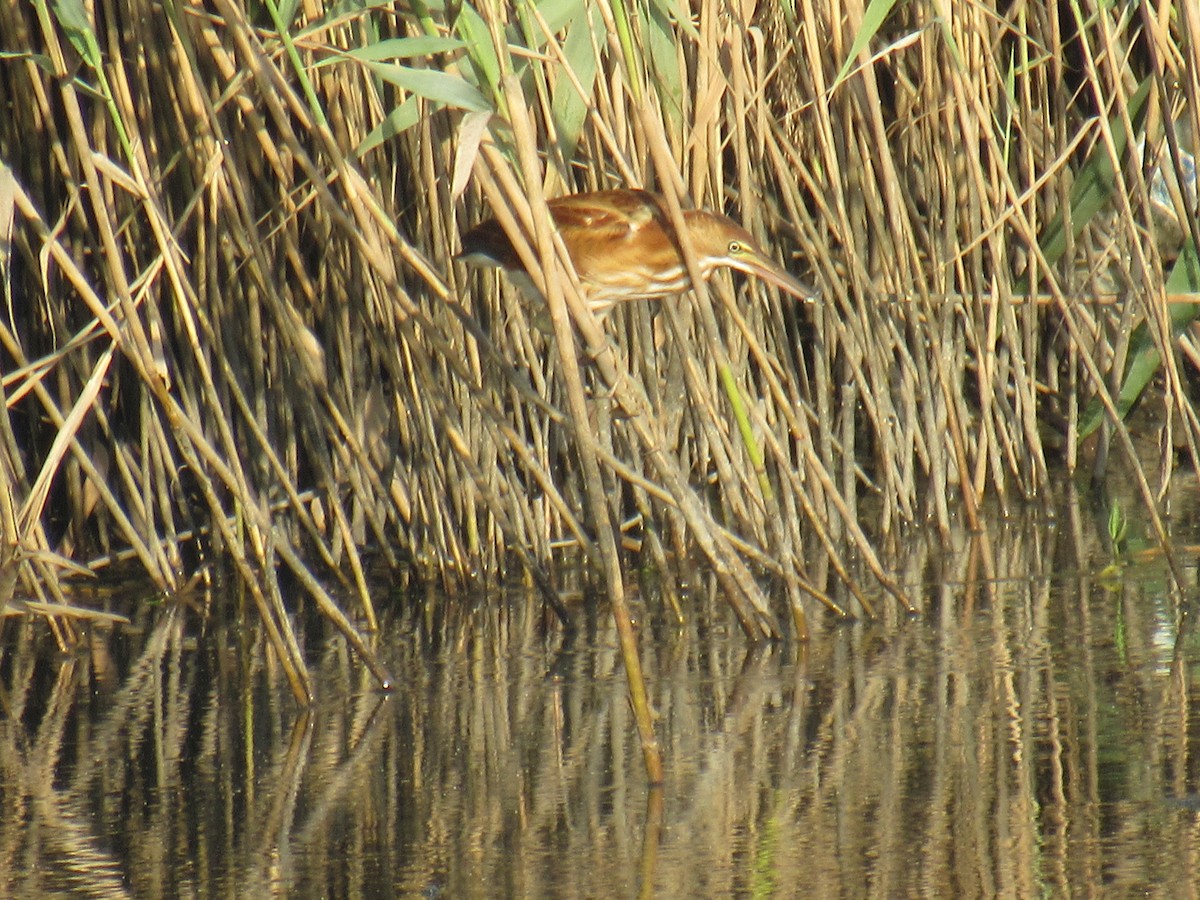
[458,189,817,317]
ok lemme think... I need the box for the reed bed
[2,495,1197,895]
[0,0,1198,703]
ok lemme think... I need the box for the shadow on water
[5,481,1200,897]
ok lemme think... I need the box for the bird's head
[685,211,817,302]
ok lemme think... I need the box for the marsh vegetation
[1,0,1198,747]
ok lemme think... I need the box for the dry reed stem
[0,0,1196,695]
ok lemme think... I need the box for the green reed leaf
[1038,76,1152,272]
[49,0,102,70]
[367,61,490,112]
[550,3,600,163]
[342,36,466,63]
[357,97,421,153]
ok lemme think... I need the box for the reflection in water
[2,494,1200,897]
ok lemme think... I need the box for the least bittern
[459,189,816,316]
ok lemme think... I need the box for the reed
[0,0,1196,694]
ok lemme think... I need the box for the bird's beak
[733,251,819,302]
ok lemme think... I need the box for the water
[4,487,1200,897]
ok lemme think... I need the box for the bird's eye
[728,240,742,255]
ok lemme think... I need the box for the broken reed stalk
[495,57,662,779]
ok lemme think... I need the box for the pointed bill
[731,249,820,302]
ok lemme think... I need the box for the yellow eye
[728,240,743,255]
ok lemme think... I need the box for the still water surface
[4,488,1200,897]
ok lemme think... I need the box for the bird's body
[459,189,815,315]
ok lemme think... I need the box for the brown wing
[460,190,680,294]
[551,190,688,295]
[460,191,661,271]
[545,190,662,241]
